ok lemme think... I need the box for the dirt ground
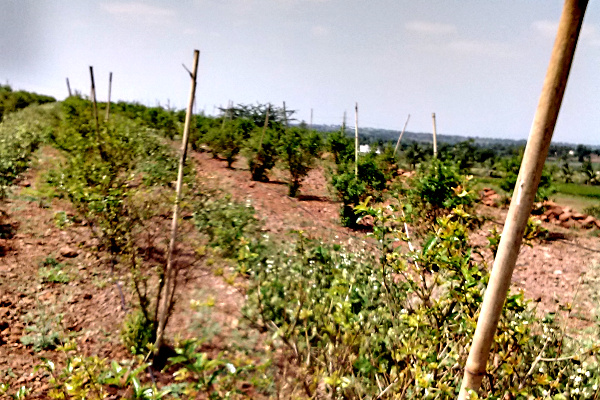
[1,147,599,397]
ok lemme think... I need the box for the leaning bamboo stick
[66,78,72,97]
[257,105,270,153]
[105,72,112,122]
[354,103,359,176]
[431,113,437,158]
[394,114,410,155]
[89,66,99,135]
[154,49,200,355]
[457,1,587,398]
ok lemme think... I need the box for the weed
[38,257,71,283]
[20,302,64,351]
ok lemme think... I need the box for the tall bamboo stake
[89,66,99,135]
[154,49,200,355]
[394,114,410,155]
[66,78,72,97]
[431,112,438,158]
[257,105,270,153]
[342,111,346,135]
[105,72,113,122]
[283,101,288,128]
[354,103,359,176]
[458,1,587,397]
[310,108,313,131]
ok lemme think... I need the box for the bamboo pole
[154,49,200,355]
[310,108,313,131]
[89,66,99,135]
[66,78,72,97]
[394,114,410,155]
[342,111,346,135]
[105,72,112,122]
[283,101,288,128]
[257,105,270,152]
[458,1,587,397]
[431,112,438,158]
[354,103,359,176]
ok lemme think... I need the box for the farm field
[1,97,600,399]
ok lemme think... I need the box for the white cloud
[311,25,329,37]
[101,2,176,24]
[532,20,559,39]
[405,20,457,35]
[533,20,600,47]
[448,40,515,58]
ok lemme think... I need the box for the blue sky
[2,1,600,145]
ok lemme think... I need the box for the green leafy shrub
[203,119,254,168]
[0,104,60,197]
[326,129,354,165]
[193,193,262,259]
[404,159,476,224]
[0,84,56,122]
[36,341,162,400]
[279,126,321,197]
[330,155,387,227]
[246,127,280,181]
[121,310,156,355]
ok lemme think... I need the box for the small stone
[60,246,79,258]
[554,270,562,275]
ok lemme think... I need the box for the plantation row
[0,96,599,399]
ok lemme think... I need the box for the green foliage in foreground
[45,96,190,355]
[193,194,600,399]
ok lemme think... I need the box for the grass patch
[554,182,600,199]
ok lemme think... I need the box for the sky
[2,1,600,145]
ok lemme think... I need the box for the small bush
[330,155,387,227]
[279,126,321,197]
[193,193,262,259]
[121,310,155,355]
[405,159,476,223]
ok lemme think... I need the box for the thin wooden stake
[458,0,587,397]
[310,108,313,131]
[89,66,99,135]
[105,72,112,122]
[431,112,438,158]
[257,105,270,153]
[342,111,346,135]
[154,49,200,355]
[283,101,288,128]
[66,78,72,97]
[354,103,359,176]
[394,114,410,155]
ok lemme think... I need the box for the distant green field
[554,182,600,199]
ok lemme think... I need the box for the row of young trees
[192,104,321,196]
